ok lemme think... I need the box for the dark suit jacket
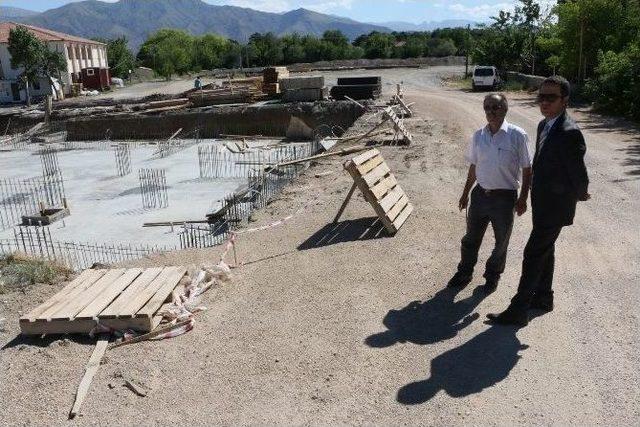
[531,111,589,227]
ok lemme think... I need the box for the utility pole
[465,24,470,77]
[578,17,584,81]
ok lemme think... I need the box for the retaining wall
[506,71,546,90]
[63,101,364,141]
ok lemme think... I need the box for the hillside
[0,6,39,19]
[18,0,390,51]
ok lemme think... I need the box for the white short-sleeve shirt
[465,120,531,190]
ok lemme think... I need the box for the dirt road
[1,67,638,425]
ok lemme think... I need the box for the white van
[472,66,501,90]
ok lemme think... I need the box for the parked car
[472,66,501,91]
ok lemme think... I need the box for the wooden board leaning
[336,148,413,234]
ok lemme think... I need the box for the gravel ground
[1,66,638,426]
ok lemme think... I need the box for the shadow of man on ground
[397,325,528,405]
[298,216,390,250]
[365,285,487,348]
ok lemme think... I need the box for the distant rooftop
[0,21,105,45]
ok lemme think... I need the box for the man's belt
[476,185,517,196]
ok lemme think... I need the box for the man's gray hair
[484,93,509,110]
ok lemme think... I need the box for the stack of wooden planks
[19,266,188,335]
[263,66,289,95]
[188,78,264,107]
[343,148,413,234]
[330,76,382,100]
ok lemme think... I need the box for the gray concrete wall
[63,101,364,141]
[506,71,546,90]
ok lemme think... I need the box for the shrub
[0,253,70,291]
[584,43,640,120]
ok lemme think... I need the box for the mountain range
[0,6,39,19]
[373,20,481,32]
[3,0,476,52]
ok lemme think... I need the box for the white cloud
[449,2,516,17]
[218,0,355,13]
[449,1,557,19]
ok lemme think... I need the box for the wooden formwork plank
[351,148,380,166]
[69,338,109,419]
[24,269,105,322]
[19,317,98,335]
[356,155,384,175]
[75,268,143,320]
[50,269,127,321]
[96,317,155,333]
[362,163,391,187]
[100,267,164,318]
[136,267,187,318]
[118,266,179,317]
[370,175,398,200]
[386,195,409,222]
[393,202,414,230]
[379,185,404,212]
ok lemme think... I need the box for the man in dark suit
[487,76,590,327]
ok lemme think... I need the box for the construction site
[0,70,397,270]
[1,65,638,426]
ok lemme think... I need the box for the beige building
[0,22,108,103]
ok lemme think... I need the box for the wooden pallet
[391,94,413,117]
[20,266,187,335]
[338,148,413,234]
[383,106,413,145]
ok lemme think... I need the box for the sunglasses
[537,93,562,103]
[483,104,504,112]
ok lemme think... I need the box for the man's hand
[578,192,591,201]
[459,193,469,211]
[515,197,527,216]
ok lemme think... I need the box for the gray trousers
[457,185,517,281]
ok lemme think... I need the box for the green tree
[554,0,625,81]
[426,38,457,57]
[137,29,194,79]
[360,32,395,59]
[94,37,135,79]
[281,33,306,64]
[247,32,283,66]
[584,43,640,119]
[193,34,230,70]
[401,35,426,58]
[8,26,66,106]
[321,30,350,60]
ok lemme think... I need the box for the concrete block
[282,87,328,102]
[280,76,325,91]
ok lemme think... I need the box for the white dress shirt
[465,120,531,190]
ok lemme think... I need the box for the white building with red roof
[0,22,109,103]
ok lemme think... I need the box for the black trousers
[457,186,517,281]
[510,225,563,311]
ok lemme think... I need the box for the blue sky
[7,1,555,24]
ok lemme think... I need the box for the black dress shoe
[486,309,528,327]
[530,298,554,312]
[447,272,472,288]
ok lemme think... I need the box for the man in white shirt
[448,93,532,293]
